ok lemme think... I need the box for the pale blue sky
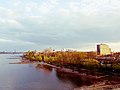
[0,0,120,51]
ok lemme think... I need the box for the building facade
[97,44,111,55]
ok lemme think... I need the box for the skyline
[0,0,120,51]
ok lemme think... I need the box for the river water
[0,54,92,90]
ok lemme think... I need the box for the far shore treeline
[22,49,120,75]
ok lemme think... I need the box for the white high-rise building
[97,44,111,55]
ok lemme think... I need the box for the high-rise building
[97,44,111,55]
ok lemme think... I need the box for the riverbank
[74,74,120,90]
[36,62,120,90]
[10,60,120,89]
[41,63,120,90]
[74,82,120,90]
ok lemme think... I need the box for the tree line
[22,50,120,75]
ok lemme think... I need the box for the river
[0,54,77,90]
[0,54,94,90]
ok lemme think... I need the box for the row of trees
[23,51,98,63]
[22,50,120,75]
[22,51,98,70]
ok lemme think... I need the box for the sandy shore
[74,82,120,90]
[9,60,32,64]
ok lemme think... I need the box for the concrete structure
[97,44,111,55]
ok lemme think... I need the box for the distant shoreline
[0,52,24,54]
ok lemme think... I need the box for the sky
[0,0,120,52]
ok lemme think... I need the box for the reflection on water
[56,72,93,87]
[0,54,97,90]
[35,64,95,88]
[36,64,53,73]
[0,54,75,90]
